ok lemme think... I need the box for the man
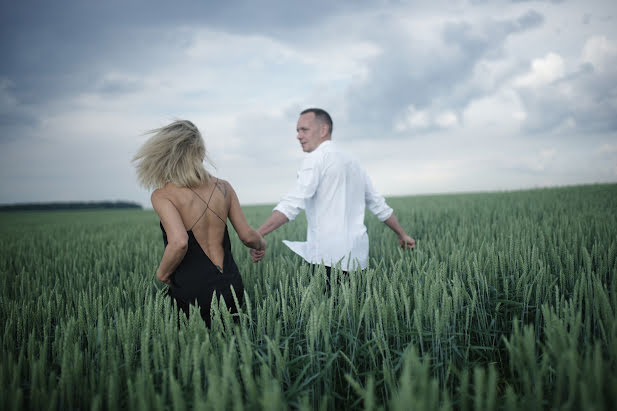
[250,108,414,273]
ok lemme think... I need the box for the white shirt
[274,140,393,270]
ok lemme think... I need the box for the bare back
[162,179,230,270]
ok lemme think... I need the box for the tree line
[0,201,142,211]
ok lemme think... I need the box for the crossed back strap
[188,179,226,230]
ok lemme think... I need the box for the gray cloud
[0,0,389,108]
[0,0,615,205]
[510,0,565,3]
[345,9,545,137]
[0,80,40,140]
[95,76,147,96]
[518,63,617,134]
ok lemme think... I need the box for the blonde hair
[132,120,211,190]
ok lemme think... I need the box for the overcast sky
[1,0,616,207]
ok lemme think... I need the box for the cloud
[95,73,147,96]
[394,106,459,132]
[514,36,617,134]
[512,148,557,173]
[514,52,565,87]
[345,8,544,137]
[3,0,364,105]
[509,0,565,4]
[0,79,22,126]
[582,35,617,73]
[0,78,39,139]
[594,143,617,179]
[1,0,616,206]
[596,143,617,156]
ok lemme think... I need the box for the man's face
[296,112,326,153]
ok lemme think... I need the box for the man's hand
[398,234,415,249]
[384,213,415,250]
[250,248,266,263]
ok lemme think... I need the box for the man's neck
[317,138,332,148]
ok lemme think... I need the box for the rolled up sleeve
[364,173,393,222]
[274,197,303,221]
[274,156,321,221]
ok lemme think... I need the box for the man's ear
[320,123,329,138]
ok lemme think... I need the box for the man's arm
[257,210,289,236]
[383,213,415,249]
[251,156,321,263]
[364,171,415,249]
[250,211,289,262]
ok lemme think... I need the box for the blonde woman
[133,120,265,326]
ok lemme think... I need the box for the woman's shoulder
[150,186,177,211]
[211,178,235,199]
[150,186,169,202]
[152,183,195,206]
[152,182,180,196]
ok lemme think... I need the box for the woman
[133,120,265,325]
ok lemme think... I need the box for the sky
[1,0,616,208]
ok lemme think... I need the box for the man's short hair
[301,108,333,135]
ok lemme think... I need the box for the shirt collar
[313,139,332,153]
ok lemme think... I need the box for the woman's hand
[156,268,171,284]
[250,248,266,263]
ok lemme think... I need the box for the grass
[1,183,616,410]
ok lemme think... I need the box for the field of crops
[1,184,616,410]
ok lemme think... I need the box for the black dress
[160,183,244,326]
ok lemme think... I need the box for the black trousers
[310,264,348,292]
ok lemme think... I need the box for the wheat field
[1,184,616,410]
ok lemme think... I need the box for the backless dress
[160,180,244,325]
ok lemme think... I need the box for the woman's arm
[151,190,189,284]
[226,182,266,251]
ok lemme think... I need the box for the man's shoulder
[302,141,331,165]
[325,142,362,164]
[304,141,365,172]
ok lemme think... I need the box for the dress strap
[188,179,226,230]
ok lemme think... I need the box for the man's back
[277,141,392,270]
[251,108,414,268]
[305,141,366,247]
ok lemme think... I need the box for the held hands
[250,248,266,263]
[251,236,267,263]
[398,234,416,249]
